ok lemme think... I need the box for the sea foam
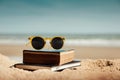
[0,39,120,47]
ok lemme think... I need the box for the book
[23,49,74,65]
[14,60,80,71]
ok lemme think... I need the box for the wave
[0,39,27,44]
[0,39,120,47]
[65,39,120,47]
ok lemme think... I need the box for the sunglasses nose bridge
[44,37,51,41]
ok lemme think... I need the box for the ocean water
[0,33,120,47]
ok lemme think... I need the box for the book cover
[14,60,80,71]
[23,49,74,65]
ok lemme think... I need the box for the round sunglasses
[28,36,65,50]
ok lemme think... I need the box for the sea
[0,33,120,47]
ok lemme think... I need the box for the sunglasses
[28,36,65,50]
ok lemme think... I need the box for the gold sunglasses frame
[27,36,65,50]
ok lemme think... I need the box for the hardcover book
[14,60,80,71]
[23,49,74,65]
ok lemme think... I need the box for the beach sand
[0,53,120,80]
[0,44,120,80]
[0,44,120,59]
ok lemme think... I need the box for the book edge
[51,61,80,71]
[23,49,74,54]
[14,60,80,71]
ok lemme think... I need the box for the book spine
[23,51,60,65]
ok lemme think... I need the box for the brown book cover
[23,49,74,65]
[14,60,80,71]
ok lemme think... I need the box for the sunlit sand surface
[0,44,120,80]
[0,53,120,80]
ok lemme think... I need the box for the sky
[0,0,120,34]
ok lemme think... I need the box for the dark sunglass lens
[51,37,64,49]
[32,37,45,49]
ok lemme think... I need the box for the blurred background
[0,0,120,61]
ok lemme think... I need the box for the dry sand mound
[0,53,120,80]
